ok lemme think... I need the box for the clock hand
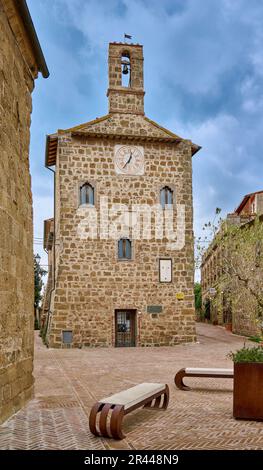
[123,151,133,168]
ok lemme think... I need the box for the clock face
[114,145,144,175]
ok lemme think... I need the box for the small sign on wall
[159,258,172,283]
[176,292,185,301]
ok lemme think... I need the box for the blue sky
[28,0,263,269]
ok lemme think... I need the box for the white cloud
[51,0,263,98]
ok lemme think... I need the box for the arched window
[160,186,173,208]
[118,238,132,259]
[80,182,94,206]
[121,52,131,87]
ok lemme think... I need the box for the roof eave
[235,195,250,214]
[45,134,58,167]
[15,0,49,78]
[71,130,181,143]
[45,135,50,167]
[191,144,202,156]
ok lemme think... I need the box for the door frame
[115,309,137,347]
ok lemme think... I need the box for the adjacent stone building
[41,218,54,331]
[0,0,48,423]
[201,191,263,337]
[44,42,200,348]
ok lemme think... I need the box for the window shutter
[118,239,123,258]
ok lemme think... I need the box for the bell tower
[107,42,145,115]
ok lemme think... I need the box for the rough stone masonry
[0,0,48,423]
[44,42,201,348]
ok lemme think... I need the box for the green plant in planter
[228,345,263,363]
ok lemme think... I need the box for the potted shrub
[228,345,263,420]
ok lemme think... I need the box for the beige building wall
[0,0,48,423]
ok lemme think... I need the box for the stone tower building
[45,42,200,348]
[0,0,48,423]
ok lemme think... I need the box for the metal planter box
[233,362,263,421]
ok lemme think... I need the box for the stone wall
[47,132,196,348]
[233,292,259,337]
[0,1,35,423]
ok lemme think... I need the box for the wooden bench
[174,367,234,391]
[89,382,169,440]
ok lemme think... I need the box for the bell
[122,64,129,75]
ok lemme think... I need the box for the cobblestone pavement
[0,324,262,450]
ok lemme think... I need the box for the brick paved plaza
[0,324,262,450]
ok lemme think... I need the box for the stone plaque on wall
[147,305,163,314]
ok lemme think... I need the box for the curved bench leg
[90,403,125,440]
[162,384,169,409]
[89,402,103,436]
[153,395,162,408]
[99,403,112,438]
[143,399,154,408]
[174,368,190,391]
[143,385,170,410]
[110,405,125,440]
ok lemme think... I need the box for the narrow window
[80,182,94,206]
[62,330,73,345]
[118,238,132,259]
[121,52,131,87]
[160,186,173,209]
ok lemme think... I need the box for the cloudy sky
[28,0,263,270]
